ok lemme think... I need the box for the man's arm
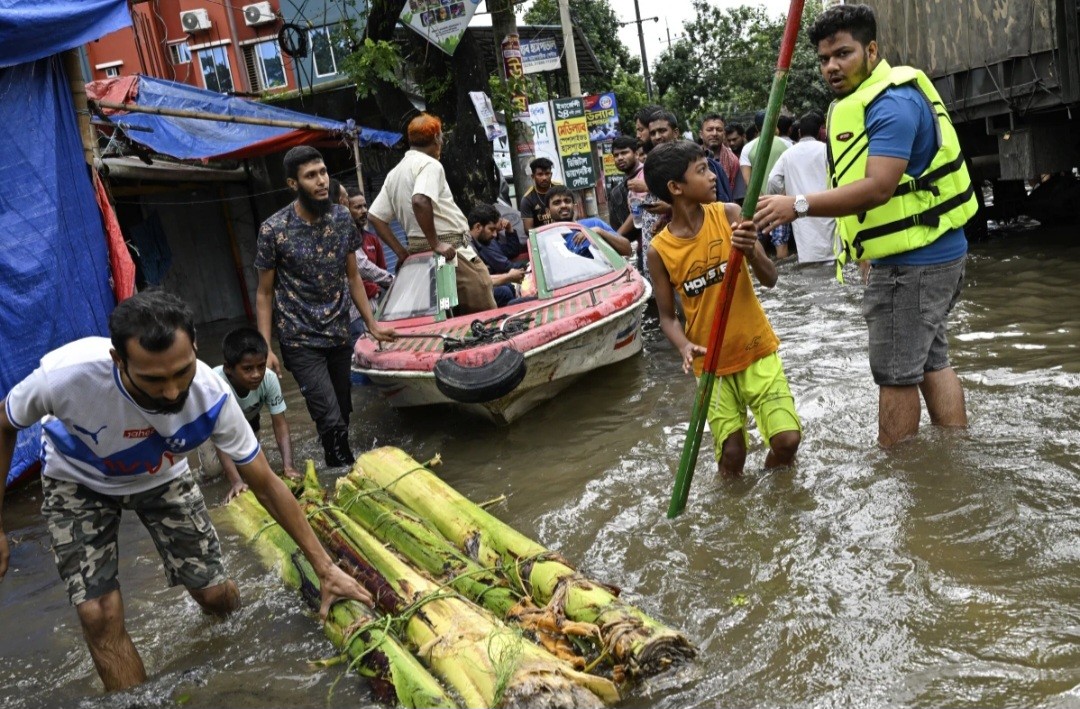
[236,452,373,615]
[753,155,909,228]
[0,405,17,582]
[490,269,525,287]
[572,227,632,257]
[269,412,297,478]
[367,214,409,267]
[616,212,637,237]
[646,248,703,374]
[346,252,395,343]
[411,194,455,261]
[255,268,281,376]
[354,247,394,287]
[217,447,248,503]
[767,153,787,196]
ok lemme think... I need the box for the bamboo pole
[351,448,696,679]
[93,99,347,132]
[222,490,458,708]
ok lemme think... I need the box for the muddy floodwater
[1,225,1078,709]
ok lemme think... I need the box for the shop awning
[86,75,403,161]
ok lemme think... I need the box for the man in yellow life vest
[754,4,977,448]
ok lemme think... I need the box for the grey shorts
[862,256,965,386]
[41,471,227,606]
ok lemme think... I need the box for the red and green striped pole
[668,0,807,518]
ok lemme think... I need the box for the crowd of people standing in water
[0,3,977,697]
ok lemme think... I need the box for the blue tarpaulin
[0,0,129,68]
[1,0,131,489]
[1,58,118,488]
[90,75,403,160]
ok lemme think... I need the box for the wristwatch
[793,194,810,219]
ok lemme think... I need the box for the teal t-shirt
[213,365,287,422]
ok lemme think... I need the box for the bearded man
[255,146,394,468]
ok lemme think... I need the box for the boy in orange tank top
[645,140,801,477]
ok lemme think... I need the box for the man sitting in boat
[467,204,526,306]
[545,185,634,258]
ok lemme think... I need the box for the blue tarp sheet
[0,0,130,68]
[1,57,118,488]
[96,75,402,160]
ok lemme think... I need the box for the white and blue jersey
[5,337,260,496]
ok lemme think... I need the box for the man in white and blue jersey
[0,291,371,692]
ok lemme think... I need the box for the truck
[862,0,1080,231]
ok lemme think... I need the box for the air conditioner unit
[180,9,211,33]
[243,2,275,26]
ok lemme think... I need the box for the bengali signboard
[529,101,564,184]
[521,37,561,74]
[400,0,481,55]
[583,92,620,143]
[552,97,595,191]
[469,91,506,141]
[500,34,530,121]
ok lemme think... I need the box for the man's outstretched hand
[317,563,374,620]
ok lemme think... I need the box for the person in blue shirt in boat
[212,327,299,502]
[466,204,525,307]
[545,185,633,258]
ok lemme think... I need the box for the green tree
[653,1,830,129]
[524,0,647,134]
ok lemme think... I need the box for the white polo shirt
[5,337,260,496]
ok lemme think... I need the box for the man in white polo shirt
[0,290,371,692]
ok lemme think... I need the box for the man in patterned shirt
[255,146,395,468]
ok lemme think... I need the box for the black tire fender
[433,347,527,404]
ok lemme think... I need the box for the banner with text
[400,0,481,56]
[529,101,564,185]
[584,92,620,143]
[521,37,561,74]
[552,97,595,190]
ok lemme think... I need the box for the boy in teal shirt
[214,327,298,500]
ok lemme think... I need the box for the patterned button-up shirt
[255,202,361,348]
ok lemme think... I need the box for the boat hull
[359,295,648,424]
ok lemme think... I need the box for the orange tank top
[651,202,779,376]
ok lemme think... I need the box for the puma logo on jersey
[73,424,107,445]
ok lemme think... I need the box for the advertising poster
[400,0,481,55]
[583,92,620,143]
[529,101,564,184]
[500,34,530,121]
[521,37,561,74]
[552,97,595,190]
[468,91,506,141]
[600,141,624,199]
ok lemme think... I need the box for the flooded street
[2,225,1078,709]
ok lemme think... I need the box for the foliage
[338,38,405,99]
[523,0,647,134]
[653,1,831,130]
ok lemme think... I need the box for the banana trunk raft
[223,448,695,707]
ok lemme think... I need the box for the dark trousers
[279,341,353,437]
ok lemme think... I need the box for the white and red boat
[353,221,652,424]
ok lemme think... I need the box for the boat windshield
[535,225,617,291]
[377,256,438,321]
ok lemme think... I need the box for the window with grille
[169,42,191,65]
[243,40,286,90]
[104,66,120,78]
[309,27,341,77]
[197,46,234,93]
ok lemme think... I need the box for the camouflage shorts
[41,471,228,606]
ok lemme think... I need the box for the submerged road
[1,224,1077,708]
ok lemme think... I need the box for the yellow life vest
[827,60,977,276]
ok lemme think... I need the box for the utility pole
[489,0,532,205]
[633,0,653,101]
[558,0,598,216]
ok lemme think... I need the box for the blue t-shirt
[578,217,617,232]
[866,85,967,265]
